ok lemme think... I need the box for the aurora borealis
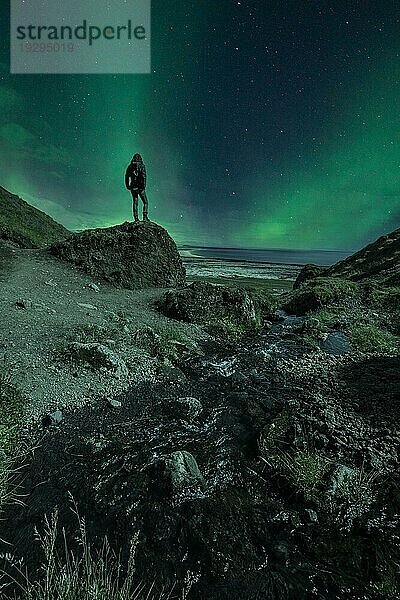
[1,1,400,250]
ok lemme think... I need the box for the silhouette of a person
[125,153,149,222]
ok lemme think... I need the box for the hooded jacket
[125,157,147,191]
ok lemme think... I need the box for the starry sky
[1,1,400,250]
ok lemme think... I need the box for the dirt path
[0,246,205,422]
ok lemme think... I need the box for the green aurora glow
[0,2,399,251]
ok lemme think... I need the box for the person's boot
[143,214,150,222]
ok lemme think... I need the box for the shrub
[204,316,252,340]
[325,464,379,531]
[0,357,26,516]
[70,323,111,345]
[367,286,400,312]
[276,449,331,503]
[133,323,200,361]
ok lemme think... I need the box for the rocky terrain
[0,201,399,600]
[0,217,196,424]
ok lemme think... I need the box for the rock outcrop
[283,277,359,315]
[49,220,186,290]
[158,280,264,332]
[293,264,327,289]
[0,186,71,248]
[66,342,128,378]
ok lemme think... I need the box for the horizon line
[71,228,353,253]
[177,244,354,254]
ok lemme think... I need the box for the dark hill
[326,227,400,285]
[49,220,186,289]
[295,227,400,288]
[0,186,71,248]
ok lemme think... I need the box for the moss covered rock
[158,281,274,333]
[66,342,129,377]
[293,264,327,289]
[283,277,359,315]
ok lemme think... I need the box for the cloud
[0,123,35,146]
[0,85,24,116]
[22,191,94,231]
[0,122,72,166]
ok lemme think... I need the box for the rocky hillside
[295,227,400,288]
[0,186,71,248]
[49,220,186,289]
[327,227,400,285]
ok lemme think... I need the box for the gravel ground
[0,246,206,422]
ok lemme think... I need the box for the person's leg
[139,189,149,221]
[131,190,139,222]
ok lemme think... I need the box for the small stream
[200,310,351,381]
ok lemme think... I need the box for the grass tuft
[349,324,400,354]
[0,495,177,600]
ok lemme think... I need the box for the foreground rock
[0,186,71,248]
[67,342,128,378]
[158,280,275,333]
[4,328,400,600]
[49,221,186,289]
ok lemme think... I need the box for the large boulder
[158,281,265,331]
[294,264,327,289]
[283,277,359,315]
[0,186,71,248]
[49,221,186,289]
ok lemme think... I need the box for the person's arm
[125,166,131,189]
[142,164,147,189]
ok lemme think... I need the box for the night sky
[1,1,400,250]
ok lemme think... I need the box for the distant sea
[179,246,351,282]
